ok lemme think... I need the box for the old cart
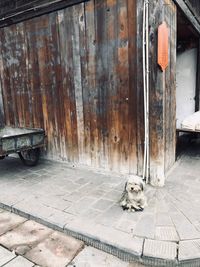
[0,127,45,166]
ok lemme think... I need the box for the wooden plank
[57,9,71,161]
[127,0,137,174]
[94,0,109,169]
[195,39,200,111]
[0,29,7,127]
[0,61,4,127]
[35,16,54,157]
[106,0,120,172]
[162,11,176,177]
[25,18,44,129]
[136,0,145,176]
[49,11,64,159]
[117,0,130,173]
[71,4,85,164]
[85,1,99,167]
[149,0,166,186]
[3,25,19,127]
[78,3,92,166]
[59,6,79,162]
[167,0,176,171]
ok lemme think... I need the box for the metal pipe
[146,0,150,183]
[142,0,150,183]
[142,0,147,181]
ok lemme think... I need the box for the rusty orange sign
[158,21,169,71]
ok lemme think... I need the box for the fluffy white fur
[119,175,147,212]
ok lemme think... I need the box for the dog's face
[126,176,144,193]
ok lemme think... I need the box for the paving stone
[156,212,173,226]
[13,198,56,220]
[0,220,53,255]
[0,246,16,266]
[75,177,91,185]
[179,239,200,261]
[0,211,27,235]
[47,209,75,228]
[66,218,144,257]
[63,191,87,202]
[3,256,34,267]
[65,197,98,215]
[128,263,148,267]
[80,209,101,221]
[170,213,200,240]
[92,199,114,211]
[103,190,122,202]
[96,204,123,226]
[0,192,27,207]
[71,246,129,267]
[76,184,98,195]
[25,231,84,267]
[132,214,156,239]
[155,226,179,241]
[114,219,136,234]
[143,239,177,261]
[39,196,71,211]
[88,189,107,198]
[99,183,118,192]
[30,183,68,197]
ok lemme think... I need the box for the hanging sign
[158,21,169,71]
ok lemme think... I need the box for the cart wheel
[18,148,40,166]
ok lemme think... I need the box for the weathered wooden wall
[0,0,141,174]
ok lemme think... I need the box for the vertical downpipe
[142,0,150,183]
[146,0,150,183]
[142,0,147,181]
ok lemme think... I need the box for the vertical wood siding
[164,0,177,172]
[0,0,140,174]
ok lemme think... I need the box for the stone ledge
[0,201,200,267]
[179,239,200,261]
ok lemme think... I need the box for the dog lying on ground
[119,175,147,212]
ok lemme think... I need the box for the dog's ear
[124,181,127,191]
[140,181,145,191]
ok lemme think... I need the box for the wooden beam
[173,0,200,34]
[0,0,89,28]
[184,0,200,25]
[0,82,5,128]
[195,38,200,111]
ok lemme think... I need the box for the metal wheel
[18,148,40,166]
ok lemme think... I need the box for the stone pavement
[0,209,143,267]
[0,140,199,266]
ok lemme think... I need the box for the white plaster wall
[176,48,197,128]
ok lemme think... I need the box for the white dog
[119,175,147,212]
